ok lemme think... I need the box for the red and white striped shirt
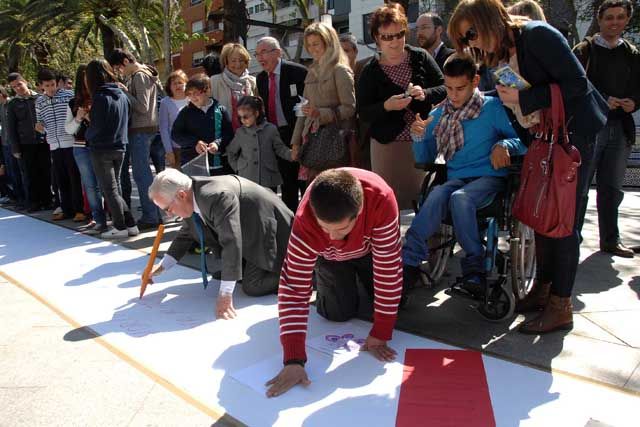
[278,168,403,362]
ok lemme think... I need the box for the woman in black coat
[357,3,446,210]
[448,0,608,334]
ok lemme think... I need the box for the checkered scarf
[434,89,484,161]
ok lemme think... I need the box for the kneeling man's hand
[361,335,397,362]
[216,294,237,320]
[266,364,310,398]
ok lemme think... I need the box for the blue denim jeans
[403,175,505,276]
[73,147,106,225]
[127,132,160,224]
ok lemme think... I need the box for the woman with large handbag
[449,0,608,334]
[291,22,355,183]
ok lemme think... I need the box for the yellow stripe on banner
[0,270,246,427]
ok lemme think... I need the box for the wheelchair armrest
[415,163,447,174]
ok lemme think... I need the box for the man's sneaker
[101,227,129,239]
[0,196,11,204]
[52,207,63,215]
[127,225,140,236]
[137,221,159,231]
[52,212,66,221]
[73,212,87,222]
[84,222,108,236]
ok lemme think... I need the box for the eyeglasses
[238,114,253,121]
[160,196,178,214]
[378,30,406,42]
[458,27,478,46]
[255,49,277,58]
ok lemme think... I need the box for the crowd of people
[0,0,638,397]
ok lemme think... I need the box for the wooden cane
[140,224,165,299]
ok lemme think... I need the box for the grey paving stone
[582,311,640,348]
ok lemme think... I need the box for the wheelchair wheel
[422,224,454,286]
[510,221,537,300]
[477,280,515,322]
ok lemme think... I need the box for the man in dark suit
[146,169,293,319]
[416,13,455,72]
[255,37,307,212]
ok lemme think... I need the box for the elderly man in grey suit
[145,168,293,319]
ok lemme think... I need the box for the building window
[192,20,204,34]
[192,50,205,67]
[190,0,203,5]
[247,6,254,14]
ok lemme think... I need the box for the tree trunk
[99,22,117,58]
[585,0,605,37]
[163,0,172,78]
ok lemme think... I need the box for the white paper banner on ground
[0,208,638,427]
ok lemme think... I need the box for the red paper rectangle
[396,349,495,427]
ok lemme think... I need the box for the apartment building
[173,0,225,75]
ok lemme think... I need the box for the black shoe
[601,244,634,258]
[457,274,486,299]
[136,221,160,231]
[212,270,222,280]
[403,264,422,290]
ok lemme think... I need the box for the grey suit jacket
[167,175,293,281]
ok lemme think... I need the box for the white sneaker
[101,227,129,239]
[52,207,63,215]
[127,225,140,236]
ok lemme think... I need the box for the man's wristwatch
[284,359,306,367]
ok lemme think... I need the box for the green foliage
[0,0,195,83]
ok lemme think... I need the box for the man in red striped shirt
[266,168,403,397]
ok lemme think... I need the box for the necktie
[268,72,278,126]
[191,213,208,290]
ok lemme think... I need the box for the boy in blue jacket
[403,53,525,295]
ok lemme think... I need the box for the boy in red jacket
[266,168,403,397]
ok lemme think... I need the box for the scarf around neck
[434,89,484,161]
[221,68,253,101]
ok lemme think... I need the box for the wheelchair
[411,160,536,322]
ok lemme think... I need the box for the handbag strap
[549,84,569,145]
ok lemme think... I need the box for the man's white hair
[256,36,281,51]
[148,168,192,200]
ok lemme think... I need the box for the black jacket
[573,36,640,145]
[433,44,456,71]
[6,94,44,154]
[514,22,608,142]
[357,45,446,143]
[256,59,307,136]
[171,98,233,162]
[86,83,130,151]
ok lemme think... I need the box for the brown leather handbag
[512,84,582,238]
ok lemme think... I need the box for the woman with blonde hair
[291,22,356,181]
[210,43,257,131]
[159,69,189,168]
[507,0,546,21]
[448,0,608,334]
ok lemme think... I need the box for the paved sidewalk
[0,188,638,426]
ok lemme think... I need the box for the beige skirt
[371,138,425,211]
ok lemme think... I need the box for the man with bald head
[255,37,307,212]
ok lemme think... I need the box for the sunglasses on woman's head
[459,27,478,46]
[378,30,406,42]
